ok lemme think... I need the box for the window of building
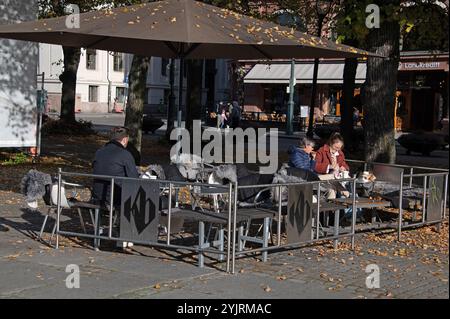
[161,58,169,77]
[113,52,124,72]
[88,85,98,102]
[86,49,97,70]
[116,87,126,103]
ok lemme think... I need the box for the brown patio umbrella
[0,0,377,60]
[0,0,380,135]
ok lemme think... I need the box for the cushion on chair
[50,184,71,208]
[237,173,273,203]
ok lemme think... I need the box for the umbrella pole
[174,56,185,164]
[286,59,295,135]
[177,57,184,133]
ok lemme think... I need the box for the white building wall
[40,44,129,113]
[0,0,38,148]
[39,43,230,114]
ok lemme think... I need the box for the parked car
[142,114,164,134]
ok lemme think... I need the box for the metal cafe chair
[40,181,95,246]
[142,166,227,266]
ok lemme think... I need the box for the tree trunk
[230,61,245,106]
[340,57,358,150]
[205,59,216,113]
[165,59,176,140]
[59,46,81,123]
[185,59,204,134]
[124,55,151,153]
[364,6,400,163]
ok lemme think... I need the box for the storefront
[243,60,366,122]
[243,51,449,132]
[396,51,449,132]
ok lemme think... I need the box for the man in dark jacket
[288,137,317,172]
[92,127,140,206]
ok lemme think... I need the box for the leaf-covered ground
[0,133,448,298]
[0,133,172,193]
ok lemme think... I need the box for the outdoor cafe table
[331,197,392,209]
[331,197,392,226]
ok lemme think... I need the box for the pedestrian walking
[231,101,241,128]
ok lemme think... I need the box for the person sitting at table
[315,132,349,176]
[92,126,140,207]
[92,127,140,249]
[314,132,350,198]
[288,137,317,173]
[287,137,322,182]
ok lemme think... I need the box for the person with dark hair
[288,137,317,172]
[92,126,140,206]
[314,132,350,199]
[314,132,349,175]
[230,101,242,128]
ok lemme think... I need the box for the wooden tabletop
[331,197,391,209]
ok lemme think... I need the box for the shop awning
[244,62,367,84]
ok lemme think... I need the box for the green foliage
[36,0,448,52]
[334,0,448,51]
[401,2,449,51]
[1,152,29,166]
[335,0,376,46]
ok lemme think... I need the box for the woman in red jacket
[315,132,350,176]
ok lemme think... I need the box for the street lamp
[307,0,332,138]
[165,59,178,140]
[274,9,303,136]
[106,51,116,113]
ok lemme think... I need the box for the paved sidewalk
[0,190,448,299]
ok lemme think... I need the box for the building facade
[242,51,449,132]
[0,0,38,148]
[38,44,231,115]
[396,51,449,132]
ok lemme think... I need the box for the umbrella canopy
[0,0,377,59]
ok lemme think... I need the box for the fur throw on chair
[212,164,237,183]
[270,164,305,203]
[20,170,53,204]
[143,164,166,180]
[171,153,203,180]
